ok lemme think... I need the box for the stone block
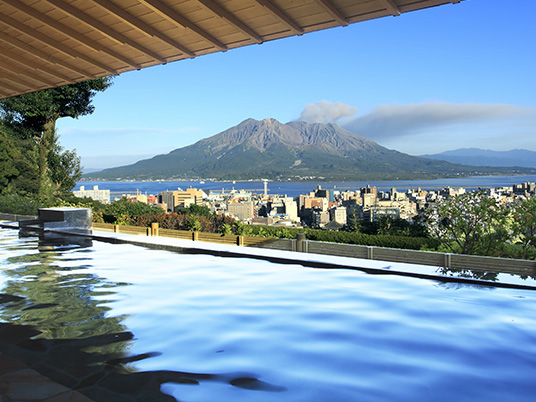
[38,208,92,234]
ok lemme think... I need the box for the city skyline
[56,0,536,170]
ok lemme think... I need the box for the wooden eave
[0,0,463,99]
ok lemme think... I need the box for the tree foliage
[0,77,113,201]
[511,197,536,259]
[101,198,163,224]
[47,132,83,196]
[178,204,212,217]
[427,190,510,256]
[0,78,113,138]
[0,131,19,189]
[345,214,428,237]
[0,193,44,215]
[126,211,235,233]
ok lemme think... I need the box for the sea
[76,175,536,199]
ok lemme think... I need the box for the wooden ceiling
[0,0,462,99]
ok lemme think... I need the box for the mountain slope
[86,119,534,180]
[419,148,536,169]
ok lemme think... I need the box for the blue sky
[56,0,536,170]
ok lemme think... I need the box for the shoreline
[80,172,536,184]
[75,174,536,199]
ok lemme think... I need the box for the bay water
[76,175,536,199]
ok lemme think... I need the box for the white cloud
[298,101,358,124]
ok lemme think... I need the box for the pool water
[1,228,536,401]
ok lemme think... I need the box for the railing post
[444,253,452,268]
[192,231,199,241]
[296,233,307,252]
[237,235,244,246]
[151,222,159,237]
[367,246,374,260]
[114,224,119,233]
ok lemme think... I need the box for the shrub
[102,198,163,224]
[0,193,44,215]
[236,224,439,250]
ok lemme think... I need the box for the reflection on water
[436,266,536,286]
[2,232,126,342]
[1,228,536,402]
[437,266,500,282]
[0,230,284,401]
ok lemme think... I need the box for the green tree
[511,197,536,259]
[220,223,232,235]
[102,198,163,224]
[427,190,510,256]
[232,221,245,235]
[181,204,212,217]
[47,132,83,196]
[0,130,19,190]
[0,77,113,201]
[345,213,361,232]
[185,215,201,232]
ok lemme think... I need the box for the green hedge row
[238,225,440,251]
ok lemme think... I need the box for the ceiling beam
[0,77,29,94]
[0,63,55,88]
[314,0,349,26]
[0,45,74,83]
[0,68,40,90]
[378,0,400,16]
[0,88,12,98]
[254,0,304,35]
[46,0,166,64]
[195,0,264,44]
[0,13,115,74]
[0,31,91,79]
[139,0,228,52]
[2,0,141,70]
[92,0,195,58]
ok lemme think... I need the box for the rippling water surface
[1,228,536,401]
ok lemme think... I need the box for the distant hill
[82,167,103,174]
[84,119,535,181]
[420,148,536,169]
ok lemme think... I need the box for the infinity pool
[1,227,536,401]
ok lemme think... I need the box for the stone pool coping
[0,352,95,402]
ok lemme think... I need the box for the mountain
[84,119,535,181]
[82,167,103,174]
[419,148,536,169]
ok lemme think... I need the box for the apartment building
[227,201,254,221]
[329,206,347,226]
[158,188,204,212]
